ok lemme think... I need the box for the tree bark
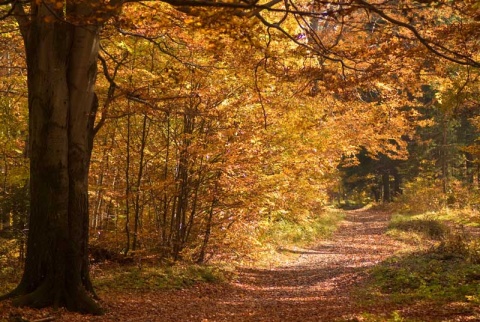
[124,111,132,256]
[465,151,474,184]
[132,113,149,251]
[392,167,402,196]
[382,172,390,203]
[1,4,103,314]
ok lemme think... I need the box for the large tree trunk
[1,4,102,314]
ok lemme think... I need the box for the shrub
[387,178,445,215]
[92,263,230,292]
[387,215,448,240]
[0,238,22,295]
[369,250,480,303]
[437,229,480,264]
[257,209,344,247]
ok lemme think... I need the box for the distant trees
[338,68,480,205]
[0,38,28,257]
[87,21,264,263]
[410,74,480,199]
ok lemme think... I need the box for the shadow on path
[95,208,404,322]
[200,209,400,321]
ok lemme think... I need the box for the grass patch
[2,250,232,295]
[257,208,345,247]
[359,210,480,318]
[246,208,344,268]
[387,214,448,242]
[368,250,480,304]
[434,208,480,228]
[363,219,480,311]
[354,311,420,322]
[92,263,231,292]
[1,236,233,295]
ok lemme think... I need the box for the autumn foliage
[0,0,479,316]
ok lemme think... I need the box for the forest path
[93,208,406,321]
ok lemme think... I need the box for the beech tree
[0,0,479,315]
[0,0,106,314]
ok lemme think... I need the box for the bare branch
[10,0,29,39]
[241,0,282,17]
[94,51,130,134]
[158,0,255,9]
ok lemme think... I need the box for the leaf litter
[1,209,479,321]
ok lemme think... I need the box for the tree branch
[355,0,480,68]
[11,0,29,40]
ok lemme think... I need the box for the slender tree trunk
[382,172,390,202]
[371,186,380,202]
[173,159,189,260]
[124,112,132,256]
[441,118,449,194]
[92,136,109,231]
[172,112,195,260]
[132,113,149,251]
[197,172,220,264]
[1,6,103,313]
[197,198,215,264]
[185,172,202,245]
[465,152,474,184]
[477,163,480,187]
[392,167,402,196]
[161,113,171,246]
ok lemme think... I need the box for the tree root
[1,280,103,315]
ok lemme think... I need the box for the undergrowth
[363,210,480,316]
[0,260,231,296]
[92,262,232,292]
[238,208,345,268]
[434,208,480,228]
[386,214,448,244]
[369,249,480,303]
[256,208,344,247]
[0,238,22,295]
[1,209,343,294]
[1,238,232,296]
[355,311,420,322]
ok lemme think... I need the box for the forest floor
[1,208,480,322]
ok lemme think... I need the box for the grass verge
[1,260,231,295]
[357,212,480,320]
[257,208,345,247]
[386,213,448,244]
[92,262,232,292]
[370,250,480,303]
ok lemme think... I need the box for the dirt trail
[88,208,405,322]
[8,209,470,321]
[5,208,480,322]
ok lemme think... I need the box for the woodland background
[0,0,480,320]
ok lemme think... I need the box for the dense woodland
[0,0,480,320]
